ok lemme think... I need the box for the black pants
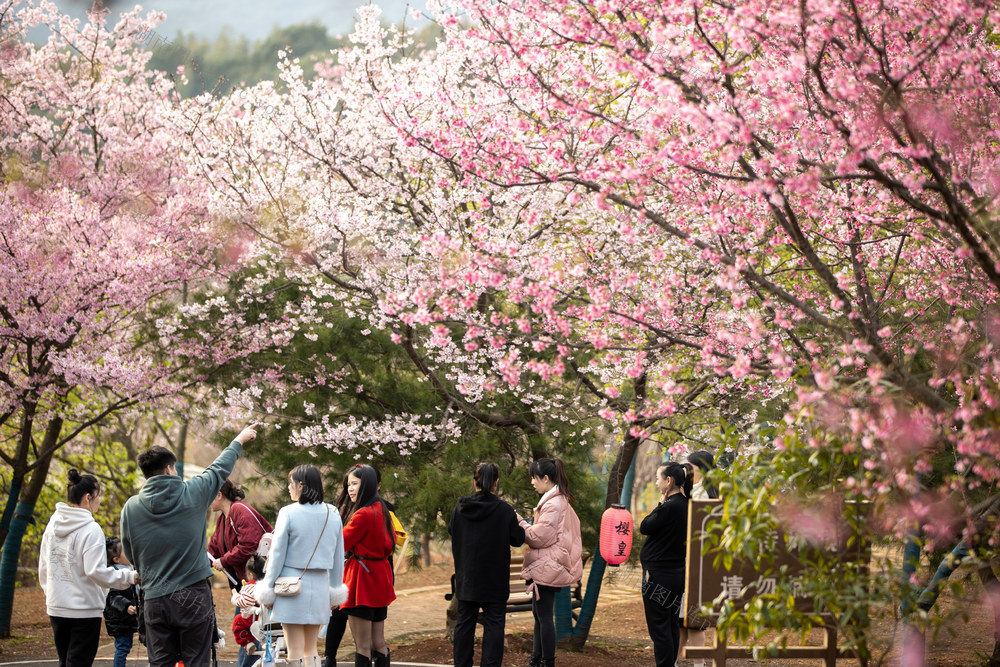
[49,616,102,667]
[324,607,349,666]
[144,580,216,667]
[642,568,685,667]
[530,584,559,660]
[453,600,505,667]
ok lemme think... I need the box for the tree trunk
[0,402,37,548]
[562,430,642,650]
[0,479,23,549]
[899,525,922,616]
[422,532,432,567]
[915,542,969,611]
[0,416,62,637]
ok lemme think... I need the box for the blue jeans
[113,634,134,667]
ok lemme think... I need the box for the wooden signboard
[682,499,869,666]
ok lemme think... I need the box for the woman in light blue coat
[256,465,348,667]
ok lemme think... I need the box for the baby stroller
[258,606,287,666]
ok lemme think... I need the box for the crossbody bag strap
[230,502,267,538]
[223,503,268,587]
[296,505,330,579]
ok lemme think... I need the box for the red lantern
[599,503,633,566]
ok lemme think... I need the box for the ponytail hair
[660,462,693,498]
[474,462,500,495]
[529,457,574,506]
[67,469,100,505]
[105,536,122,566]
[245,553,268,581]
[682,462,694,497]
[219,480,246,502]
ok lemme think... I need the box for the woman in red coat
[339,464,395,667]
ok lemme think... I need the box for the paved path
[0,566,642,667]
[382,566,640,641]
[0,661,445,667]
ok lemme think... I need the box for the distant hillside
[142,18,441,98]
[45,0,423,41]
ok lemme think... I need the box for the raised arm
[189,426,256,507]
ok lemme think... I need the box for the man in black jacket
[448,462,526,667]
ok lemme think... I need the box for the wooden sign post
[683,499,869,666]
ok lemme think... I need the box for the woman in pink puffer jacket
[517,458,583,667]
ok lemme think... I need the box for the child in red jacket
[232,554,267,665]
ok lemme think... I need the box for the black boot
[527,655,542,667]
[540,658,555,667]
[353,653,371,667]
[371,648,390,667]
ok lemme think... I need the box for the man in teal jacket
[121,426,257,667]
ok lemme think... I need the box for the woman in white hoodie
[39,469,138,667]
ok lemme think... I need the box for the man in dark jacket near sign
[448,462,526,667]
[120,426,256,667]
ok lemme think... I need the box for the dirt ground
[2,562,996,666]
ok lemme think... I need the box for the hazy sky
[47,0,421,41]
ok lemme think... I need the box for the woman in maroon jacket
[209,481,273,585]
[208,480,273,667]
[339,465,395,667]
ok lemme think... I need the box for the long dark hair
[687,449,719,499]
[290,465,324,504]
[340,464,392,540]
[474,462,500,495]
[67,469,100,505]
[529,458,574,506]
[336,470,351,513]
[659,462,693,498]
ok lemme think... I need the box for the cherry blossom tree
[0,0,280,635]
[389,0,1000,653]
[182,0,1000,655]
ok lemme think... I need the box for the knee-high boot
[353,653,371,667]
[371,648,390,667]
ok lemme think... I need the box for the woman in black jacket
[639,461,693,667]
[448,462,526,667]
